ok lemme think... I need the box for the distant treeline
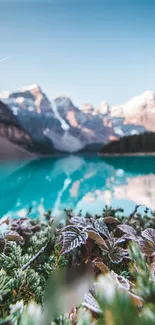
[101,132,155,154]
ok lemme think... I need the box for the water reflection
[0,155,155,218]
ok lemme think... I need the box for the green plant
[0,206,155,324]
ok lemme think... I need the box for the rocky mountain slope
[0,84,154,155]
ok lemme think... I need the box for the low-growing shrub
[0,206,155,324]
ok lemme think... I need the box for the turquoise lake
[0,155,155,219]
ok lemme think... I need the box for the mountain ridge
[0,84,154,156]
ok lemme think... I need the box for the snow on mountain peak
[21,84,41,92]
[110,90,155,117]
[80,101,109,115]
[1,85,155,154]
[79,103,94,112]
[0,91,10,99]
[21,84,43,99]
[98,101,109,114]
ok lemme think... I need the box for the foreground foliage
[0,206,155,324]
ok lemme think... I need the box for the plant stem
[19,240,50,272]
[126,205,141,224]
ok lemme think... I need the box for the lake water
[0,155,155,219]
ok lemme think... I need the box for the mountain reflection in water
[0,155,155,218]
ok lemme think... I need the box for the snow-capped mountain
[110,90,155,132]
[111,90,155,117]
[3,84,54,114]
[0,84,154,156]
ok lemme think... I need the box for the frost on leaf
[70,217,89,227]
[60,229,88,255]
[141,228,155,245]
[117,224,139,241]
[139,239,155,257]
[108,247,128,264]
[111,271,130,291]
[4,231,24,243]
[61,225,80,233]
[94,219,110,239]
[139,228,155,256]
[113,237,126,246]
[83,291,102,314]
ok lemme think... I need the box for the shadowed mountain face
[0,85,154,155]
[0,99,60,156]
[1,155,155,218]
[0,100,36,158]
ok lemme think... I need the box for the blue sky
[0,0,155,106]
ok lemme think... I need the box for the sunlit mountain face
[0,155,155,219]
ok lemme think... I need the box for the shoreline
[98,152,155,157]
[1,151,155,162]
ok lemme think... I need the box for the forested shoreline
[101,132,155,154]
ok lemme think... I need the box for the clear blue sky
[0,0,155,106]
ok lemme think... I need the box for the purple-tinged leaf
[4,231,24,243]
[122,234,140,242]
[61,225,80,233]
[86,230,108,249]
[108,247,129,264]
[139,239,155,257]
[117,224,138,241]
[111,271,130,291]
[141,228,155,245]
[103,236,125,251]
[113,237,126,246]
[61,231,88,255]
[116,276,130,291]
[103,217,120,225]
[117,224,136,235]
[83,291,102,314]
[94,219,110,239]
[70,217,89,227]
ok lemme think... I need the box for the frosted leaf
[61,230,88,255]
[83,291,102,314]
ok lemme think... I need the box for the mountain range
[0,84,154,157]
